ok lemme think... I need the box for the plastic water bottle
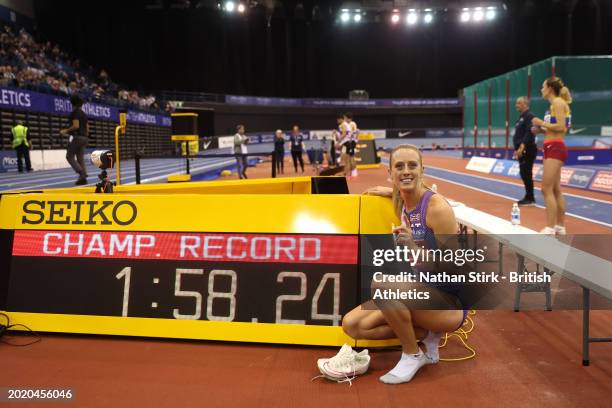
[431,184,438,193]
[511,203,521,225]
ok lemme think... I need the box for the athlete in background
[337,115,352,177]
[344,112,359,177]
[531,77,572,235]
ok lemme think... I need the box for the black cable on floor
[0,312,41,346]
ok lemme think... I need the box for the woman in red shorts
[532,77,572,235]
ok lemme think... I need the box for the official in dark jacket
[513,97,536,206]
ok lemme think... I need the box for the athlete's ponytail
[545,77,572,104]
[559,86,572,104]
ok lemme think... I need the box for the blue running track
[0,156,239,192]
[425,165,612,228]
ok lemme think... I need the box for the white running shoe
[540,226,556,235]
[316,344,370,384]
[554,225,566,235]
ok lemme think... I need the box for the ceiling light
[406,12,418,25]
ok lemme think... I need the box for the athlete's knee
[541,183,554,195]
[341,313,361,338]
[370,277,390,295]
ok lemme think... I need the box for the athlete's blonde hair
[546,77,572,104]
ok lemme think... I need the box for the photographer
[61,94,89,185]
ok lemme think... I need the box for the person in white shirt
[233,124,249,179]
[344,112,359,177]
[337,115,351,177]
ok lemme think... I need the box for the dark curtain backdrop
[33,0,611,98]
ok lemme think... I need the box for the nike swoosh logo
[203,141,212,149]
[569,128,586,135]
[398,131,411,137]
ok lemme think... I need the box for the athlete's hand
[532,117,545,127]
[363,186,392,197]
[531,126,543,135]
[393,223,414,247]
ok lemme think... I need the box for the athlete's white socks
[379,348,428,384]
[422,331,441,363]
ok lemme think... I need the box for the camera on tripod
[90,150,115,193]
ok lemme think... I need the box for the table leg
[582,286,590,366]
[514,254,524,312]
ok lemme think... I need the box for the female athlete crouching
[342,144,467,384]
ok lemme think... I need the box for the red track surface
[2,154,611,408]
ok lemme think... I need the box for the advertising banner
[0,87,170,127]
[590,170,612,193]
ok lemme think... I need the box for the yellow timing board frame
[1,177,399,347]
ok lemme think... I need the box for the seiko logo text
[21,200,138,225]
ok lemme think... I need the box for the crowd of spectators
[0,23,171,113]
